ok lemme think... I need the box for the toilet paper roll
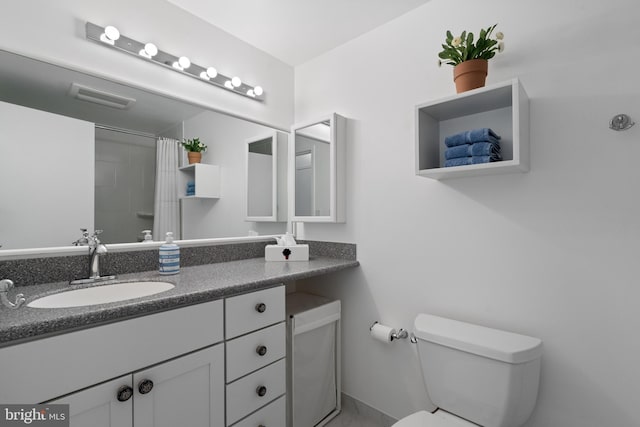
[371,323,396,343]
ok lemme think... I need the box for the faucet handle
[73,228,91,246]
[0,279,25,310]
[89,230,105,246]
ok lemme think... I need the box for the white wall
[182,111,287,238]
[0,0,293,130]
[0,101,94,249]
[295,1,640,426]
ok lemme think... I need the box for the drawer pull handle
[256,385,267,397]
[138,379,154,395]
[116,385,133,402]
[255,303,267,313]
[256,345,268,356]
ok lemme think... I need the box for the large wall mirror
[290,113,346,223]
[0,49,288,251]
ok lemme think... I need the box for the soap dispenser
[141,230,153,243]
[159,232,180,275]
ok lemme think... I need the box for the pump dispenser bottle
[159,232,180,275]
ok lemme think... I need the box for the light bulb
[172,61,182,70]
[144,43,158,57]
[206,67,217,78]
[178,56,191,69]
[104,26,120,41]
[231,76,241,87]
[100,34,115,45]
[199,71,209,80]
[253,86,263,96]
[139,43,158,59]
[247,89,255,97]
[224,80,233,89]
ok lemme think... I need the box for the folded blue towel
[444,154,502,167]
[186,190,195,196]
[444,128,501,147]
[445,142,501,159]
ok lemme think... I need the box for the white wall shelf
[415,78,529,180]
[178,163,220,199]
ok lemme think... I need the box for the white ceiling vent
[68,83,136,110]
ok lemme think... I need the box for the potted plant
[181,137,207,164]
[438,24,505,93]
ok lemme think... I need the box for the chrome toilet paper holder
[370,321,418,343]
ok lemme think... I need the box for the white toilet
[393,314,543,427]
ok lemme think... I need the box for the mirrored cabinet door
[245,131,288,222]
[289,113,346,223]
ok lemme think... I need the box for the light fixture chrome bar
[85,22,264,102]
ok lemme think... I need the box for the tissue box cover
[265,244,309,262]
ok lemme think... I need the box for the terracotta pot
[187,152,202,164]
[453,59,488,93]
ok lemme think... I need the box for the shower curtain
[153,137,180,240]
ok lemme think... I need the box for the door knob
[255,303,266,313]
[138,379,154,394]
[116,385,133,402]
[256,345,268,356]
[256,385,267,397]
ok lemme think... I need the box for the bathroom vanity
[0,256,358,426]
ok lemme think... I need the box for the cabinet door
[133,344,224,427]
[50,375,133,427]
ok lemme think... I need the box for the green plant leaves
[436,24,502,66]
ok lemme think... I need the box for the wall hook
[609,114,635,131]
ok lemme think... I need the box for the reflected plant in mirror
[182,136,207,164]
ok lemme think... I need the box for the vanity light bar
[85,22,265,102]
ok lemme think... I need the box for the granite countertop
[0,256,359,347]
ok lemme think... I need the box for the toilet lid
[392,410,479,427]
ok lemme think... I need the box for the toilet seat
[392,410,479,427]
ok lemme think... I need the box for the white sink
[27,281,175,309]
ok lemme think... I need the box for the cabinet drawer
[225,286,285,339]
[226,322,286,382]
[230,395,285,427]
[226,359,286,425]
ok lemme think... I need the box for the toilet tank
[414,314,542,427]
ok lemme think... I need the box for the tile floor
[323,395,396,427]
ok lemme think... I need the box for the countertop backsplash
[0,240,356,287]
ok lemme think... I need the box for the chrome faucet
[70,230,116,285]
[0,279,25,309]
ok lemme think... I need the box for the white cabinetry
[51,376,133,427]
[53,345,224,427]
[0,286,287,427]
[225,286,286,426]
[415,78,529,180]
[179,164,221,199]
[133,345,224,427]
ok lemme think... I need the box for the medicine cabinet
[289,113,346,223]
[245,131,288,222]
